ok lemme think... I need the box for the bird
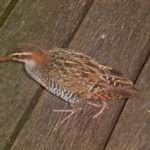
[0,46,139,125]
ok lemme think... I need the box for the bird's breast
[25,64,80,104]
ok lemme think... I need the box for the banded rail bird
[0,47,139,125]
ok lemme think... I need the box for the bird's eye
[10,52,32,60]
[11,54,25,60]
[14,55,22,59]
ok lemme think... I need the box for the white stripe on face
[11,52,32,56]
[9,52,33,63]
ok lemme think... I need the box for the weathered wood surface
[0,0,12,16]
[105,56,150,149]
[0,0,18,28]
[0,0,93,149]
[10,0,150,150]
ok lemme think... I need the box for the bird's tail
[103,85,139,100]
[109,86,139,98]
[125,86,139,97]
[88,86,139,101]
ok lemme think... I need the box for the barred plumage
[25,61,80,104]
[48,80,80,104]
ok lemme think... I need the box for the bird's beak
[0,55,13,62]
[0,52,33,63]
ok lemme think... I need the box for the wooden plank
[105,57,150,150]
[0,0,12,16]
[10,0,150,150]
[0,0,93,149]
[0,0,19,27]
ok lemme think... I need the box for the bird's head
[0,51,45,65]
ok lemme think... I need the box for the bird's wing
[47,48,138,99]
[47,48,102,94]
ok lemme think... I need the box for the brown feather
[45,48,139,101]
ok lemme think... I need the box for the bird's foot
[92,101,109,118]
[52,107,82,131]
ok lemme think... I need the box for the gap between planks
[62,0,94,48]
[3,87,43,150]
[0,0,18,28]
[103,39,150,150]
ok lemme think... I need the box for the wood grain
[0,0,93,149]
[0,0,12,17]
[0,0,18,28]
[11,0,150,150]
[105,57,150,150]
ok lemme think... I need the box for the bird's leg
[52,107,82,128]
[92,101,109,118]
[87,101,102,108]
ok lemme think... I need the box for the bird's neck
[31,51,46,64]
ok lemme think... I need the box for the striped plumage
[0,47,139,124]
[37,48,138,101]
[23,51,81,104]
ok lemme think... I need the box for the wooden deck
[0,0,150,150]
